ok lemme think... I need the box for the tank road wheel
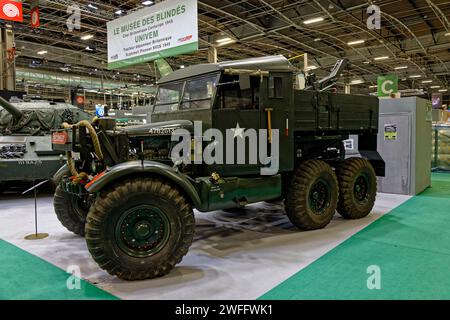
[85,178,195,281]
[53,186,89,236]
[336,157,377,219]
[285,160,339,230]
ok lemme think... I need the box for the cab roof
[157,55,295,84]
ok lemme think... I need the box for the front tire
[285,160,338,230]
[85,178,195,281]
[53,186,88,236]
[336,157,377,219]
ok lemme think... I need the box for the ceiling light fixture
[87,4,98,10]
[347,40,365,45]
[439,89,448,92]
[303,17,324,25]
[445,33,450,36]
[115,10,123,15]
[350,79,364,85]
[81,34,94,40]
[409,75,422,78]
[430,86,441,89]
[37,50,47,55]
[395,66,408,70]
[374,56,389,61]
[216,39,236,46]
[216,37,232,43]
[422,80,433,84]
[142,1,154,5]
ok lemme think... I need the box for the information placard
[107,0,198,69]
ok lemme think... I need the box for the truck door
[211,74,261,176]
[259,72,294,173]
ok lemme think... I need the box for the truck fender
[85,160,202,208]
[52,164,70,186]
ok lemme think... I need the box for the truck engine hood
[123,120,194,137]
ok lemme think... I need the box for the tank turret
[0,96,23,119]
[0,97,92,185]
[0,98,91,135]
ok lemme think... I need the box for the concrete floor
[0,193,410,299]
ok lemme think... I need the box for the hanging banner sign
[154,58,173,78]
[95,105,105,117]
[107,0,198,70]
[377,75,398,97]
[432,93,443,109]
[30,7,40,28]
[0,0,23,22]
[76,96,85,106]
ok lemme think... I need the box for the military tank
[0,96,91,190]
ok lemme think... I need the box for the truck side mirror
[239,75,251,90]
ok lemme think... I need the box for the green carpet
[0,239,117,300]
[260,173,450,300]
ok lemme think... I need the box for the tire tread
[53,186,86,236]
[285,160,339,230]
[85,178,195,281]
[336,157,377,219]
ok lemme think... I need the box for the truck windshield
[154,73,218,114]
[154,81,184,113]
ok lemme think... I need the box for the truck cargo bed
[294,90,379,135]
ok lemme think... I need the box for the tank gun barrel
[0,96,22,119]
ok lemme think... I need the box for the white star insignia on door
[232,122,245,139]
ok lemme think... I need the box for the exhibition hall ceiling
[4,0,450,93]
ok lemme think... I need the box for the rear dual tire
[285,158,377,230]
[336,157,377,219]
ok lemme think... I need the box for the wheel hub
[115,205,170,258]
[134,221,152,238]
[354,174,369,202]
[308,179,330,215]
[71,196,89,220]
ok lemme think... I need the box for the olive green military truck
[52,55,384,280]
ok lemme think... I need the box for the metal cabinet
[376,97,432,195]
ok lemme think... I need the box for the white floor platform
[0,193,411,299]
